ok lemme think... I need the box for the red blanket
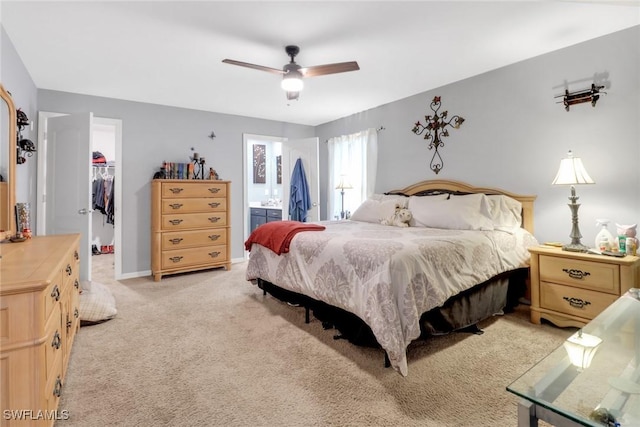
[244,221,326,255]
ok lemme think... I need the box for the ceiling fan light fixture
[281,71,304,92]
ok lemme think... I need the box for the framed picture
[276,155,282,184]
[253,144,266,184]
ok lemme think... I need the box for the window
[327,128,377,220]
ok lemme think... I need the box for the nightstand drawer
[540,281,618,320]
[539,255,619,294]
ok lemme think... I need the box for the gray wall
[317,26,640,247]
[36,91,314,275]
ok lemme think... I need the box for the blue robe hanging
[289,158,311,222]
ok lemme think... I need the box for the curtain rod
[325,126,385,143]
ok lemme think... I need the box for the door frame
[37,111,123,279]
[242,133,286,260]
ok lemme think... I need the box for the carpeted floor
[58,255,571,426]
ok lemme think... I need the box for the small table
[507,289,640,426]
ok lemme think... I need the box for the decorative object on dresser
[551,150,595,253]
[151,179,231,281]
[0,234,81,425]
[528,245,640,327]
[411,96,465,175]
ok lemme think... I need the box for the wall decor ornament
[253,144,266,184]
[411,96,465,174]
[555,83,606,111]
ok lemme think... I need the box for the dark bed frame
[251,179,537,368]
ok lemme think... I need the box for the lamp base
[562,242,590,253]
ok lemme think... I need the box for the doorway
[36,112,123,280]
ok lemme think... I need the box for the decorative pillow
[486,195,522,229]
[411,193,494,230]
[350,198,404,223]
[79,281,117,324]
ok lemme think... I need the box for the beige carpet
[58,255,571,427]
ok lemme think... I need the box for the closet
[91,124,115,257]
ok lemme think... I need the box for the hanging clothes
[289,158,311,222]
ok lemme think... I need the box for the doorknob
[312,202,318,207]
[78,208,93,215]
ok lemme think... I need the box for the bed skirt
[255,267,528,350]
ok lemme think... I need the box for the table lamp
[552,150,595,252]
[335,175,353,219]
[563,329,602,370]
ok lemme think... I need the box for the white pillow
[350,198,404,223]
[79,281,117,324]
[487,195,522,228]
[407,194,448,227]
[369,193,409,207]
[412,193,494,230]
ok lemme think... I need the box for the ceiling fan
[222,45,359,101]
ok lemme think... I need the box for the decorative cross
[411,96,465,174]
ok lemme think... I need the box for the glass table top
[507,289,640,427]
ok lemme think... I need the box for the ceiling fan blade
[222,59,284,75]
[301,61,360,77]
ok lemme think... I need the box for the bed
[245,179,538,376]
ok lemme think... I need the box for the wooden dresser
[529,245,640,328]
[0,234,81,426]
[151,179,231,281]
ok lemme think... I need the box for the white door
[281,137,320,222]
[46,113,93,282]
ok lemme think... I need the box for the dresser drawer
[161,229,228,250]
[161,182,227,198]
[539,255,620,294]
[540,281,619,320]
[44,273,65,323]
[161,245,228,269]
[44,302,63,383]
[267,209,282,220]
[162,197,227,213]
[0,292,38,345]
[161,212,227,230]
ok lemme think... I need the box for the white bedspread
[246,220,538,376]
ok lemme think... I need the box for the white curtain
[327,128,378,220]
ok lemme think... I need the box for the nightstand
[528,245,640,328]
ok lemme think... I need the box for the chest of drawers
[151,179,231,281]
[528,245,640,327]
[0,234,81,426]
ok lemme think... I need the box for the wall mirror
[0,83,17,236]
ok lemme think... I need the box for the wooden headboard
[387,179,537,234]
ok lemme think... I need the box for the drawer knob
[74,250,79,260]
[51,331,61,349]
[169,256,184,263]
[51,285,61,301]
[169,238,184,244]
[53,377,63,397]
[67,316,73,332]
[74,308,79,318]
[208,234,220,241]
[208,251,221,258]
[208,216,221,223]
[169,203,183,209]
[208,202,221,208]
[169,187,184,194]
[74,279,80,289]
[562,268,590,280]
[169,219,184,225]
[66,264,73,276]
[563,296,591,309]
[208,188,221,194]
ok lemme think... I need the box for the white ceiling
[2,1,639,126]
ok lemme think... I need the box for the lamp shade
[563,330,602,370]
[335,175,353,190]
[552,151,595,185]
[281,71,304,92]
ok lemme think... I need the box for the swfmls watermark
[3,409,70,421]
